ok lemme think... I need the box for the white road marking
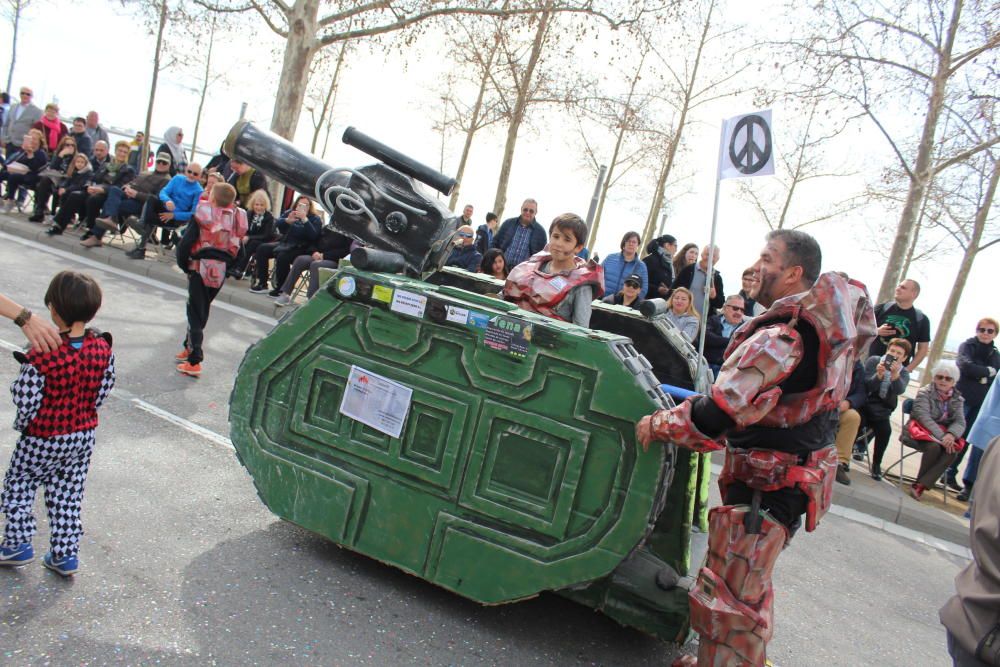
[0,230,278,325]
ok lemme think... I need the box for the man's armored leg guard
[688,504,789,667]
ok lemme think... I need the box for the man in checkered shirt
[0,271,115,577]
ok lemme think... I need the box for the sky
[2,0,995,352]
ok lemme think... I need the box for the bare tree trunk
[269,0,321,140]
[492,8,551,220]
[922,157,999,383]
[310,41,347,153]
[5,0,24,96]
[140,0,169,172]
[449,47,497,210]
[640,0,714,246]
[190,17,217,161]
[876,0,963,303]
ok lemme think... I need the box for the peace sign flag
[719,109,775,180]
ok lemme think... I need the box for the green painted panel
[229,267,696,640]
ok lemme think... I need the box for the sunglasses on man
[978,327,996,334]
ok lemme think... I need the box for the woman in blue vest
[601,230,648,296]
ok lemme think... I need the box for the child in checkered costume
[0,271,115,576]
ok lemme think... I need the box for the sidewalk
[0,211,973,549]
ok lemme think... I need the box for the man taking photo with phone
[869,278,931,374]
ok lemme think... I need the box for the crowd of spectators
[2,88,996,505]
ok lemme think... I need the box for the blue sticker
[467,311,490,329]
[337,276,357,297]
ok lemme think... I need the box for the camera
[882,353,896,368]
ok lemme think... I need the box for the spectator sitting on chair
[66,117,93,157]
[78,141,135,234]
[200,171,223,200]
[225,158,266,207]
[45,153,94,235]
[491,198,546,268]
[125,162,203,259]
[642,234,677,300]
[249,195,322,296]
[860,338,911,481]
[1,133,46,212]
[951,318,999,500]
[602,230,648,296]
[89,140,109,172]
[703,295,747,376]
[230,189,275,280]
[29,103,67,154]
[664,286,699,343]
[86,152,172,247]
[833,359,867,486]
[902,361,965,501]
[479,248,507,281]
[601,273,645,310]
[273,225,353,307]
[444,225,482,272]
[28,134,77,222]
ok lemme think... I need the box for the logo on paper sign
[337,276,357,297]
[358,374,368,385]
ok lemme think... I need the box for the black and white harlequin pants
[1,430,95,557]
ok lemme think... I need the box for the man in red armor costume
[637,229,876,666]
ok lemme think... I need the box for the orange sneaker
[175,348,190,361]
[176,362,201,377]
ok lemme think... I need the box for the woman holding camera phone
[862,338,911,480]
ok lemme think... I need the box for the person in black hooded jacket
[642,234,676,300]
[946,317,1000,495]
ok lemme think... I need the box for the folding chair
[883,398,916,490]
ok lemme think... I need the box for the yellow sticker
[372,285,394,303]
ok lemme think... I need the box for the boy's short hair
[549,213,587,247]
[212,182,237,207]
[44,271,102,325]
[486,212,498,223]
[886,337,912,357]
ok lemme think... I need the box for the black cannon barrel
[224,120,331,198]
[342,127,456,196]
[223,120,458,276]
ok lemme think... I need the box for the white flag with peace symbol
[719,109,775,180]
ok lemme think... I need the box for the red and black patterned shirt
[11,330,115,437]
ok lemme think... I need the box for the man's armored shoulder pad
[710,323,803,427]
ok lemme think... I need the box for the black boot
[28,206,46,223]
[956,482,972,502]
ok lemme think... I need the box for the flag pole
[695,120,727,384]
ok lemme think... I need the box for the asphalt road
[0,237,965,666]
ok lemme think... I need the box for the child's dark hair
[44,271,102,325]
[549,213,588,247]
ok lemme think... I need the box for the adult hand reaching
[20,312,61,353]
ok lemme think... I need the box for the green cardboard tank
[225,122,712,642]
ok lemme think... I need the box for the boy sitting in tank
[502,213,604,327]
